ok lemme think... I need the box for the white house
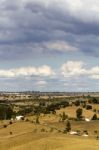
[16,116,24,121]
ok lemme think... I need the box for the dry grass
[0,105,99,150]
[56,105,99,118]
[10,134,99,150]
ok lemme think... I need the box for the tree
[35,115,40,124]
[86,105,92,110]
[62,112,68,122]
[59,112,68,122]
[65,120,71,132]
[74,100,80,106]
[92,114,97,120]
[76,108,83,120]
[0,105,13,120]
[92,97,99,104]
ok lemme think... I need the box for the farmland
[0,92,99,150]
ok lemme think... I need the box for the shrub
[76,108,83,120]
[94,130,98,134]
[96,136,99,140]
[50,128,54,132]
[65,120,71,132]
[9,121,13,125]
[3,125,7,128]
[10,132,12,135]
[35,115,40,124]
[21,117,25,121]
[92,98,99,104]
[92,114,97,120]
[83,130,88,135]
[93,109,96,113]
[74,100,80,106]
[25,118,29,122]
[41,128,46,132]
[0,105,14,120]
[86,105,92,110]
[62,112,68,122]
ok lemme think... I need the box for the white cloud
[89,67,99,79]
[90,67,99,74]
[90,75,99,79]
[35,80,47,87]
[37,65,55,76]
[66,0,99,23]
[0,65,54,78]
[43,41,78,52]
[61,60,99,80]
[61,61,86,77]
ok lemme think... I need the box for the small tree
[76,108,83,120]
[92,98,98,104]
[0,105,14,120]
[64,120,71,133]
[59,112,68,122]
[62,112,68,122]
[74,100,80,106]
[86,105,92,110]
[35,115,40,124]
[92,114,97,120]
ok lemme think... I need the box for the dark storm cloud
[0,0,99,59]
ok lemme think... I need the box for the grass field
[0,105,99,150]
[10,135,99,150]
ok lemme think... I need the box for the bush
[0,105,14,120]
[92,114,97,120]
[35,115,40,124]
[83,130,88,135]
[3,125,7,128]
[96,136,99,140]
[82,104,86,108]
[86,105,92,110]
[76,108,83,120]
[92,98,99,104]
[10,132,12,135]
[65,120,71,132]
[62,112,68,122]
[25,118,29,122]
[94,130,98,134]
[93,109,96,113]
[9,121,13,125]
[74,100,80,106]
[41,128,46,132]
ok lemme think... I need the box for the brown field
[0,120,99,150]
[0,105,99,150]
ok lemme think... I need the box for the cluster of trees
[0,105,14,120]
[17,106,33,116]
[33,101,69,115]
[76,107,98,121]
[88,96,99,104]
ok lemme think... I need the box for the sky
[0,0,99,92]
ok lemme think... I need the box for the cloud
[90,67,99,74]
[0,65,54,78]
[0,0,99,59]
[61,61,86,77]
[0,60,99,91]
[89,67,99,79]
[61,60,99,79]
[35,80,47,87]
[90,75,99,79]
[42,41,78,52]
